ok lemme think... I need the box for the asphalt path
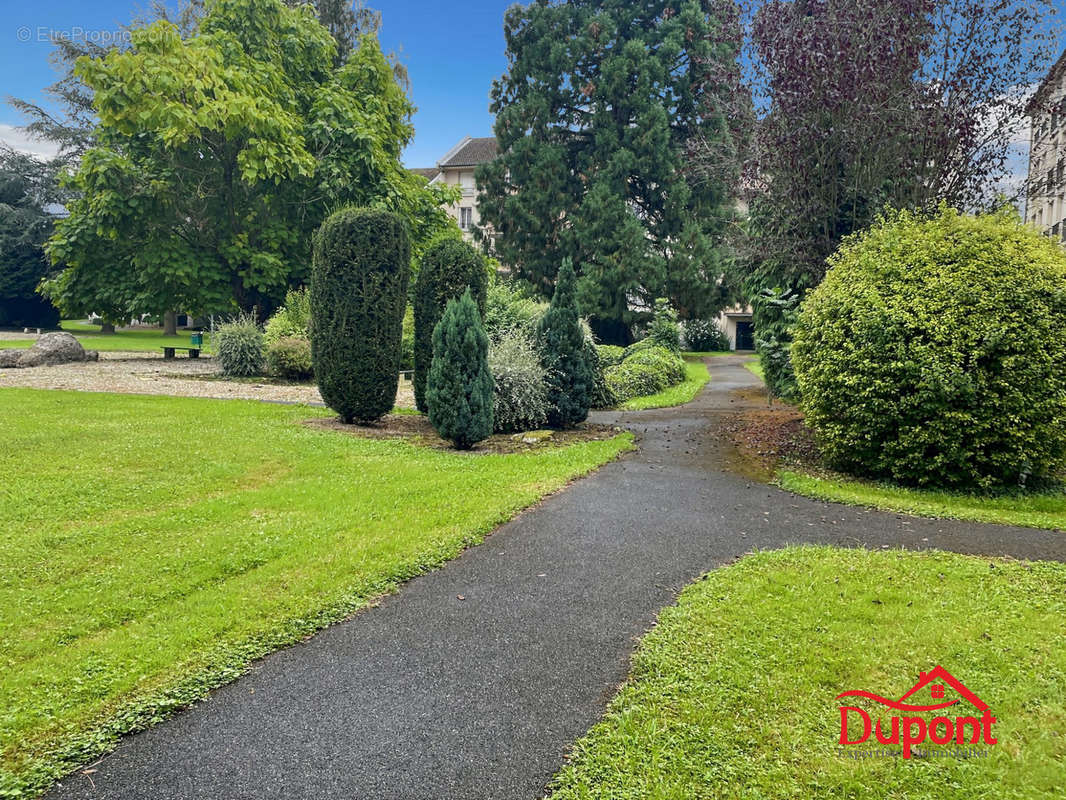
[47,356,1066,799]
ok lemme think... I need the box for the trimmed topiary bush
[214,313,264,377]
[488,329,551,433]
[793,206,1066,490]
[605,361,669,402]
[427,289,494,448]
[414,238,488,412]
[595,344,625,369]
[266,336,313,380]
[624,345,686,385]
[538,259,593,428]
[311,207,410,424]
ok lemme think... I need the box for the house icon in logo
[836,665,997,757]
[897,665,988,711]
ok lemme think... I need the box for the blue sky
[0,0,512,166]
[2,0,1064,177]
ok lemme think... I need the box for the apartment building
[412,136,498,241]
[1026,51,1066,239]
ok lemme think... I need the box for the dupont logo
[836,665,997,759]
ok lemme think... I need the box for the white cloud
[0,124,61,160]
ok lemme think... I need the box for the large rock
[1,332,99,368]
[0,349,22,368]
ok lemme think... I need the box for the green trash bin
[190,332,203,347]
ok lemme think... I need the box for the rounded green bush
[488,329,550,432]
[414,238,488,412]
[604,361,669,403]
[311,207,410,424]
[214,314,264,377]
[793,207,1066,490]
[264,287,310,345]
[682,318,728,352]
[266,336,313,380]
[595,344,625,369]
[623,346,686,385]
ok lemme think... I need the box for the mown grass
[0,388,632,797]
[744,358,765,380]
[618,358,710,411]
[0,321,189,353]
[778,470,1066,531]
[549,546,1066,800]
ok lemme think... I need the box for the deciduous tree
[738,0,1059,399]
[43,0,452,323]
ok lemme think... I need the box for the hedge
[311,207,410,423]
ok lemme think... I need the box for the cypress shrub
[427,289,494,449]
[414,238,488,411]
[311,207,410,424]
[538,259,593,428]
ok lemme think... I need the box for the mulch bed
[721,402,822,474]
[305,413,625,454]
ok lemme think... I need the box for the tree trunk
[163,311,178,337]
[99,322,116,335]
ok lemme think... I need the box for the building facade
[1026,51,1066,239]
[714,306,755,351]
[413,136,498,241]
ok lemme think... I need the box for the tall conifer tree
[477,0,744,343]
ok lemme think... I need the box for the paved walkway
[47,357,1066,800]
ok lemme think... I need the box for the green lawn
[778,470,1066,531]
[0,389,631,797]
[744,358,765,380]
[618,357,710,411]
[0,321,193,353]
[549,546,1066,800]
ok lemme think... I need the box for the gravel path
[0,351,416,408]
[45,356,1066,800]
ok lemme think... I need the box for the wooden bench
[162,346,201,359]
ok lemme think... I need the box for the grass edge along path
[778,470,1066,532]
[0,389,632,798]
[617,357,710,411]
[548,546,1066,800]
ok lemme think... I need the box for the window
[459,171,475,190]
[459,207,473,230]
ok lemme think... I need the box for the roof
[437,136,498,168]
[409,167,439,180]
[1027,49,1066,116]
[899,665,988,711]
